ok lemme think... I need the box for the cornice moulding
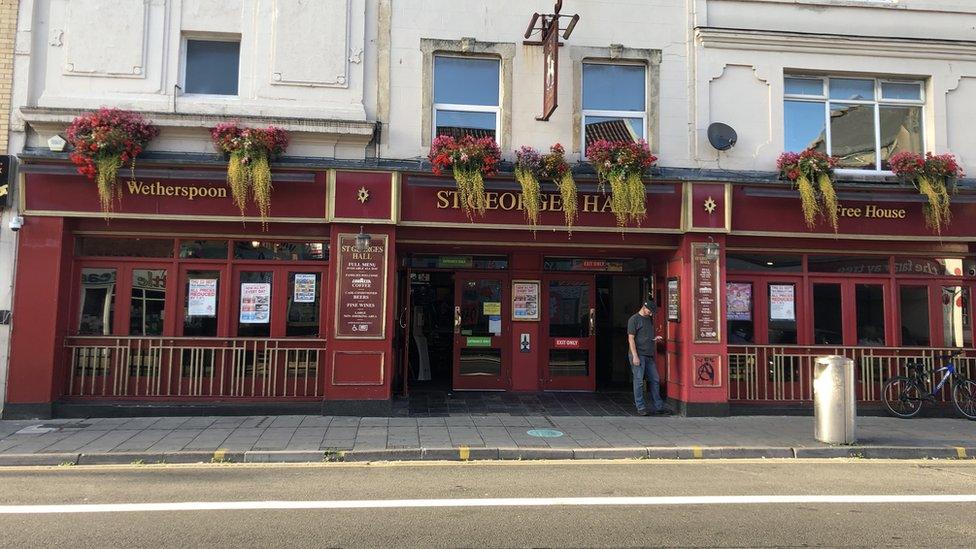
[697,27,976,60]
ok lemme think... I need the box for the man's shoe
[636,409,650,416]
[654,408,673,416]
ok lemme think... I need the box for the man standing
[627,299,672,416]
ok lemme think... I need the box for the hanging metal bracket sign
[523,0,579,121]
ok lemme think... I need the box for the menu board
[693,244,720,343]
[187,279,217,317]
[512,280,540,321]
[335,234,388,339]
[667,277,680,322]
[769,284,796,321]
[239,283,271,324]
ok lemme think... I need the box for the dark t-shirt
[627,313,655,356]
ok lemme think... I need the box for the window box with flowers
[515,144,577,231]
[777,150,840,232]
[211,122,290,226]
[889,152,963,234]
[585,139,656,226]
[428,134,501,217]
[66,108,159,215]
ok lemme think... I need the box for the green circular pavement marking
[526,429,564,438]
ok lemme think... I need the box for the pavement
[0,413,974,465]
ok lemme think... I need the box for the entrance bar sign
[335,234,388,339]
[692,244,720,343]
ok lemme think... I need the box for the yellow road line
[692,447,703,459]
[459,447,470,461]
[213,449,227,462]
[956,447,967,459]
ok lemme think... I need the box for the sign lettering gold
[126,181,228,201]
[838,203,906,220]
[435,189,613,214]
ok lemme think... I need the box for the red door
[453,274,509,390]
[542,275,596,391]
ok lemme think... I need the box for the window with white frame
[582,62,646,150]
[433,55,500,139]
[784,76,924,171]
[183,38,241,96]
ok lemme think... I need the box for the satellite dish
[707,123,737,151]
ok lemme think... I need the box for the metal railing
[728,345,976,403]
[65,336,324,399]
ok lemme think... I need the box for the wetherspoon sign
[692,243,720,343]
[335,234,388,339]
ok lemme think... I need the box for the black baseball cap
[642,299,658,312]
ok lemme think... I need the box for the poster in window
[293,273,316,303]
[667,277,680,322]
[726,282,752,321]
[511,280,540,321]
[240,283,271,324]
[187,279,217,317]
[769,284,796,321]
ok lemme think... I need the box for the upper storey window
[582,62,646,150]
[785,76,924,172]
[433,56,500,139]
[183,39,241,96]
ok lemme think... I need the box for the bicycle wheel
[952,378,976,420]
[882,377,924,418]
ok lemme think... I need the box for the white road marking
[1,495,975,514]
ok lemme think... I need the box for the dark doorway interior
[595,275,645,390]
[408,271,454,389]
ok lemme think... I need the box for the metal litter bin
[813,355,856,444]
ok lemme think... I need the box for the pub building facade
[5,0,976,418]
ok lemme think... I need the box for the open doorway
[407,271,454,389]
[595,275,646,390]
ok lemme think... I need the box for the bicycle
[881,350,976,420]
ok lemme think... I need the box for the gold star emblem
[356,187,370,204]
[703,196,717,214]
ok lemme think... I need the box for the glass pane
[408,255,508,270]
[856,285,886,346]
[287,273,320,337]
[435,110,496,140]
[459,348,501,376]
[459,279,502,337]
[234,241,328,261]
[899,286,930,346]
[809,256,889,274]
[549,349,589,377]
[895,257,969,277]
[180,240,228,259]
[543,257,647,273]
[78,268,116,335]
[727,282,754,344]
[584,116,644,148]
[813,284,843,345]
[238,271,272,337]
[879,105,922,169]
[829,78,874,100]
[184,40,240,95]
[75,237,174,258]
[727,254,802,272]
[184,270,220,337]
[942,286,972,348]
[785,77,823,96]
[784,101,826,153]
[548,281,590,338]
[130,269,167,336]
[768,283,797,344]
[583,63,645,111]
[830,103,877,170]
[881,82,922,101]
[433,56,499,106]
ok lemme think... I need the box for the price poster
[187,279,217,317]
[294,273,316,303]
[239,283,271,324]
[769,284,796,321]
[511,280,540,321]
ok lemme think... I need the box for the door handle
[589,308,596,337]
[398,307,407,330]
[454,306,461,334]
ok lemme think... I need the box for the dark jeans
[632,354,664,412]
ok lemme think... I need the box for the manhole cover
[526,429,564,438]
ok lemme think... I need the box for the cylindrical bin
[813,355,857,444]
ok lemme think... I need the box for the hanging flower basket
[514,143,577,231]
[585,139,656,226]
[889,151,962,235]
[541,144,577,231]
[514,146,543,227]
[211,122,289,227]
[428,135,501,217]
[777,150,840,232]
[67,108,159,215]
